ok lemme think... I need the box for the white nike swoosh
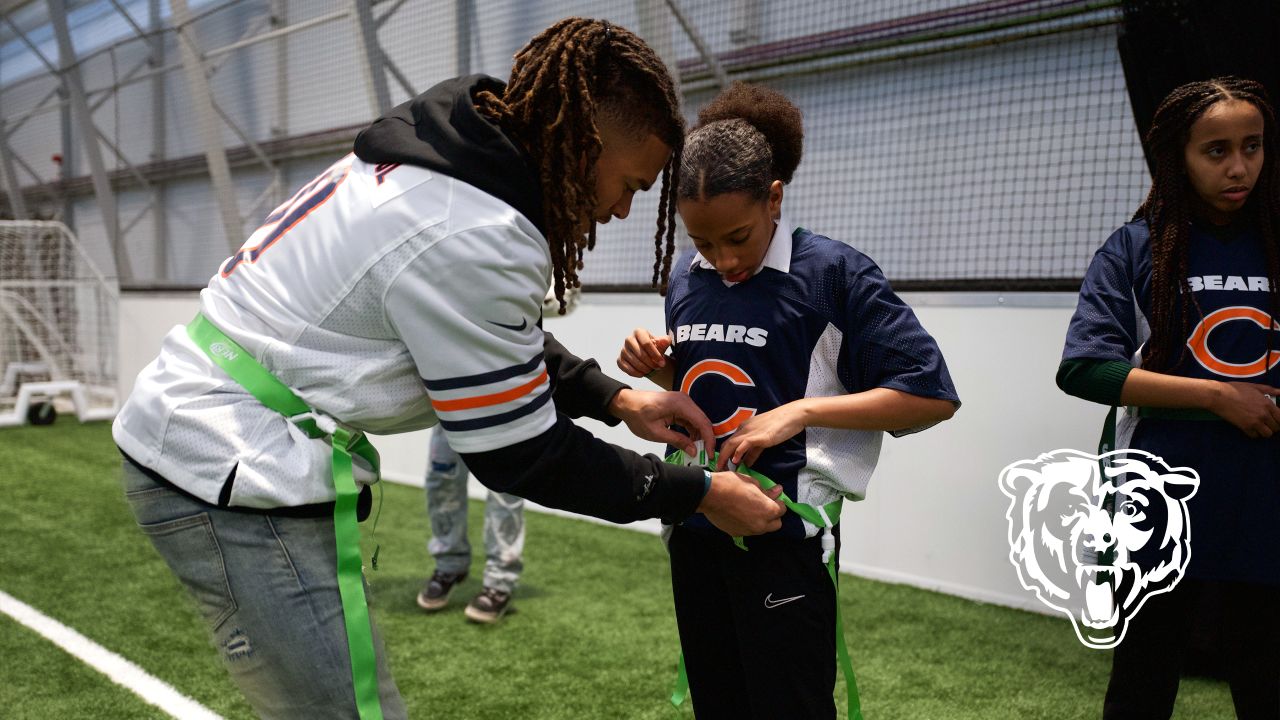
[763,593,805,609]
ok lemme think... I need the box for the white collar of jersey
[690,212,794,279]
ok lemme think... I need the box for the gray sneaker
[464,587,514,624]
[416,570,468,612]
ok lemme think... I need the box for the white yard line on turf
[0,589,225,720]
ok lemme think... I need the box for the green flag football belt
[187,313,386,720]
[665,446,864,720]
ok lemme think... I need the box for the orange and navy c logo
[1186,305,1280,378]
[680,359,756,437]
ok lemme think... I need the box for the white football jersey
[114,155,558,508]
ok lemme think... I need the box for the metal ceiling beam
[47,0,131,279]
[0,122,30,218]
[662,0,729,89]
[168,0,243,253]
[148,0,166,278]
[350,0,390,117]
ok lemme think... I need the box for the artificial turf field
[0,421,1237,719]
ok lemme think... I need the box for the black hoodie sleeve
[543,331,626,426]
[460,413,707,524]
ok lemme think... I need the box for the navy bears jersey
[666,224,960,539]
[1065,218,1280,386]
[1063,218,1280,584]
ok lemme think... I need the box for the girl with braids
[617,83,959,719]
[1059,77,1280,718]
[114,18,785,719]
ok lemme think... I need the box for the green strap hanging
[664,448,863,720]
[670,653,690,707]
[187,313,384,720]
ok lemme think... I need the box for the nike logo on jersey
[674,323,768,347]
[1185,275,1271,293]
[489,318,528,332]
[763,593,805,609]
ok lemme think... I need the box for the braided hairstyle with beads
[473,18,685,310]
[1136,77,1280,372]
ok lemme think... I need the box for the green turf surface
[0,422,1236,718]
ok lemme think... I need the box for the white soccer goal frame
[0,220,119,427]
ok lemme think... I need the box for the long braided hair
[1136,77,1280,372]
[474,18,685,308]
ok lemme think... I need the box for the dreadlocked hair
[1135,77,1280,372]
[473,18,685,309]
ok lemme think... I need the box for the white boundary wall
[119,291,1102,614]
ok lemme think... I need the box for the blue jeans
[425,430,525,592]
[122,460,407,719]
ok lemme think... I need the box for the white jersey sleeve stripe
[436,384,553,432]
[431,369,549,412]
[422,353,542,391]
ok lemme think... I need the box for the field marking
[0,589,225,720]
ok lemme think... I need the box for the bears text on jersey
[1184,275,1271,292]
[674,323,768,347]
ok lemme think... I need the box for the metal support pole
[2,15,61,75]
[59,84,75,225]
[271,0,288,210]
[662,0,730,89]
[106,0,151,41]
[1,15,74,220]
[168,0,244,254]
[149,0,168,279]
[383,57,417,99]
[48,0,131,279]
[350,0,391,117]
[730,0,763,45]
[375,0,411,29]
[635,0,677,90]
[271,0,288,139]
[0,122,30,218]
[4,86,60,136]
[456,0,475,75]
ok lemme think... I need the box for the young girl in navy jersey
[617,83,959,719]
[1058,77,1280,718]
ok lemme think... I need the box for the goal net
[0,221,118,426]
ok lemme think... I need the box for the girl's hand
[617,328,671,378]
[716,402,807,470]
[1208,381,1280,438]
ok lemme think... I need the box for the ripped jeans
[425,430,525,593]
[121,460,407,720]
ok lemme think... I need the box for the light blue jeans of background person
[425,430,525,593]
[121,460,407,720]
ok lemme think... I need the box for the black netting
[0,0,1146,289]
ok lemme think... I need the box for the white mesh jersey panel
[114,156,550,508]
[796,322,883,537]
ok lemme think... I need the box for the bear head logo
[998,449,1198,648]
